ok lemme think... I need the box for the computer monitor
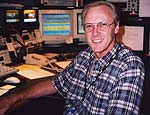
[38,9,73,44]
[5,9,20,23]
[73,9,86,43]
[23,9,37,23]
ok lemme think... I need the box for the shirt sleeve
[52,61,75,98]
[105,59,145,115]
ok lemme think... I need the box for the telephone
[24,53,53,66]
[23,53,62,73]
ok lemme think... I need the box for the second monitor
[38,9,74,45]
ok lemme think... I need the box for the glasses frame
[83,21,115,33]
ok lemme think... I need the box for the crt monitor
[38,9,73,44]
[73,9,86,43]
[23,9,37,23]
[5,9,20,23]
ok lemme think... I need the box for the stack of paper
[15,64,55,79]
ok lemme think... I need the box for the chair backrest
[136,53,150,115]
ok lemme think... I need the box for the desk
[15,60,71,79]
[0,43,85,114]
[0,60,71,96]
[0,61,71,115]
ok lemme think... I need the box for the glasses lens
[84,24,93,32]
[84,22,114,33]
[97,22,109,31]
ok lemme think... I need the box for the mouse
[4,77,20,84]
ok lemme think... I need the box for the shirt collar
[89,42,121,68]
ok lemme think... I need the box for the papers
[0,90,9,96]
[139,0,150,17]
[0,85,16,90]
[15,64,55,80]
[15,61,72,80]
[0,85,16,96]
[55,61,71,69]
[117,26,144,51]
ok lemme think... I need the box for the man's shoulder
[118,46,144,65]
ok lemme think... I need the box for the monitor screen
[5,10,20,23]
[39,9,73,44]
[73,9,86,43]
[23,9,37,23]
[77,13,84,34]
[42,14,70,36]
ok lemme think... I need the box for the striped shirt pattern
[52,42,145,115]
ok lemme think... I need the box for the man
[0,1,145,115]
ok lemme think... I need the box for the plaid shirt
[52,42,145,115]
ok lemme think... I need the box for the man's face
[84,5,119,58]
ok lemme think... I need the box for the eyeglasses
[83,21,115,33]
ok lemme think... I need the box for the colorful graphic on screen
[42,14,71,36]
[24,9,37,22]
[6,10,19,23]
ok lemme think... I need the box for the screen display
[23,9,37,22]
[6,10,20,23]
[42,14,71,36]
[77,13,84,34]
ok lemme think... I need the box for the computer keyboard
[0,65,18,78]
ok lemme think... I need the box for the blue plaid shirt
[52,42,145,115]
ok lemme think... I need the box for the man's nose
[92,25,99,36]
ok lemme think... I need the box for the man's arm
[0,77,57,115]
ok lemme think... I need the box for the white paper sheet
[0,85,16,96]
[55,61,71,69]
[117,26,144,51]
[0,89,9,96]
[15,64,55,79]
[139,0,150,17]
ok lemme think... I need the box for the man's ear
[115,22,120,34]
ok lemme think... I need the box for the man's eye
[85,24,92,28]
[101,23,107,26]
